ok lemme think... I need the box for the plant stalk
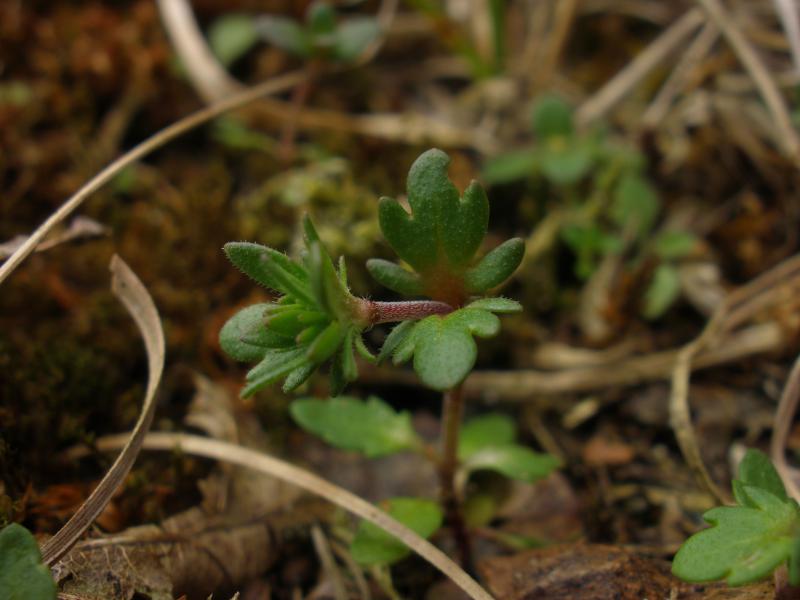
[357,299,453,325]
[438,383,474,572]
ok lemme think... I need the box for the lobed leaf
[734,449,789,506]
[350,498,443,565]
[378,149,488,273]
[672,486,800,586]
[464,237,525,293]
[366,258,424,296]
[0,524,57,600]
[463,444,560,483]
[290,396,421,457]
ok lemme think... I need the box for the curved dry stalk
[771,353,800,503]
[694,0,800,161]
[41,256,164,566]
[156,0,244,102]
[0,70,305,288]
[81,432,495,600]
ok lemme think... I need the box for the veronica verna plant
[220,148,559,569]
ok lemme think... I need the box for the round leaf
[0,524,57,600]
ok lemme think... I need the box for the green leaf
[446,308,501,338]
[307,2,336,35]
[531,94,573,139]
[0,524,57,600]
[350,498,443,565]
[610,173,660,239]
[224,242,315,306]
[735,449,789,506]
[208,14,259,66]
[411,316,475,390]
[463,444,560,482]
[561,224,622,279]
[654,231,697,260]
[243,347,308,396]
[366,258,424,296]
[540,142,593,185]
[308,241,353,321]
[354,333,377,363]
[466,297,522,314]
[283,362,315,392]
[464,237,525,293]
[672,486,800,585]
[643,264,681,319]
[378,149,489,273]
[290,396,421,457]
[378,320,416,363]
[255,15,312,57]
[219,304,293,362]
[481,149,539,184]
[306,321,345,364]
[458,413,516,460]
[332,18,381,61]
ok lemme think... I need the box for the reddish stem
[356,299,454,325]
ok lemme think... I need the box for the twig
[83,432,495,600]
[41,256,164,566]
[576,8,704,126]
[694,0,800,161]
[0,70,306,287]
[771,353,800,503]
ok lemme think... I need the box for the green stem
[438,383,474,571]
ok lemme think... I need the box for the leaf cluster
[290,396,559,565]
[672,449,800,586]
[219,218,374,396]
[484,95,697,319]
[256,1,380,62]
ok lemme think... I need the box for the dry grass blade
[576,8,704,126]
[694,0,800,161]
[40,255,165,566]
[0,70,305,288]
[86,432,495,600]
[669,252,800,503]
[771,353,800,502]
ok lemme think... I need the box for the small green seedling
[0,523,57,600]
[672,449,800,586]
[484,94,697,319]
[208,2,380,66]
[220,148,557,568]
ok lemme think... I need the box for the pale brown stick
[771,354,800,502]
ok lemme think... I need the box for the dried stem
[438,383,474,572]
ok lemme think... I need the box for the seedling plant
[484,95,698,320]
[219,148,559,571]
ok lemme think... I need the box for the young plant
[220,148,557,567]
[484,94,697,320]
[672,449,800,586]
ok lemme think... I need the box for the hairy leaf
[219,304,292,362]
[243,347,308,396]
[224,242,314,305]
[466,297,523,314]
[464,237,525,293]
[378,320,416,363]
[350,498,443,565]
[0,524,57,600]
[290,396,420,457]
